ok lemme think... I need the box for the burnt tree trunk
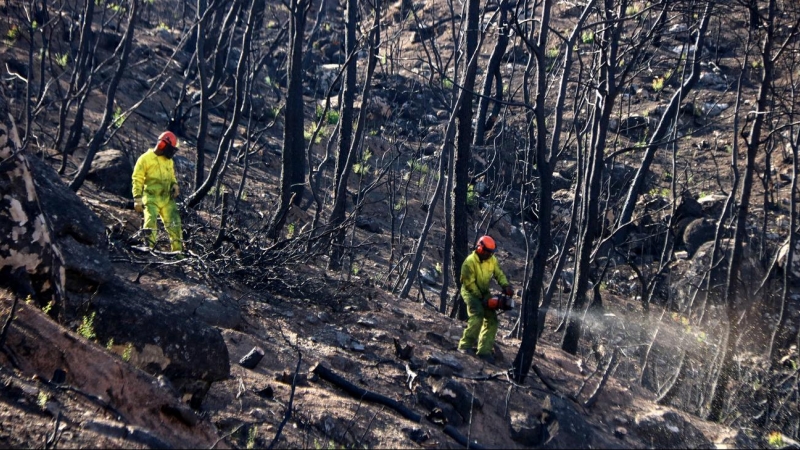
[266,0,309,239]
[708,0,776,422]
[450,0,480,320]
[69,0,138,191]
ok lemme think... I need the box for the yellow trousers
[143,195,182,252]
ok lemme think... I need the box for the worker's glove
[503,285,514,297]
[134,197,143,213]
[171,184,180,199]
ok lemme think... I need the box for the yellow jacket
[460,251,509,301]
[132,149,177,200]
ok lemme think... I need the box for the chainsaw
[483,293,515,311]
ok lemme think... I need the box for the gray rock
[509,410,543,446]
[699,72,727,89]
[540,395,595,449]
[87,149,133,198]
[418,267,439,286]
[59,234,114,292]
[672,239,763,314]
[425,364,454,378]
[416,392,463,427]
[428,353,464,372]
[702,102,729,117]
[357,317,378,328]
[335,331,351,348]
[432,379,481,420]
[166,285,242,330]
[26,156,112,293]
[634,410,711,449]
[682,218,716,257]
[350,341,365,352]
[91,277,230,409]
[355,216,382,234]
[696,193,728,217]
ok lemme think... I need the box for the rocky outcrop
[166,284,243,330]
[0,295,221,448]
[26,154,113,294]
[86,149,133,198]
[635,409,712,449]
[89,277,230,408]
[0,93,65,312]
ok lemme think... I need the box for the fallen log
[443,425,486,450]
[0,294,221,448]
[310,362,421,423]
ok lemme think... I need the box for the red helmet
[156,131,178,152]
[476,235,496,256]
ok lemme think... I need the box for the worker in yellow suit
[458,235,514,364]
[132,131,183,252]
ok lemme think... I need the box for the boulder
[25,137,113,296]
[698,72,727,90]
[417,392,463,427]
[672,239,764,313]
[87,150,133,198]
[166,285,242,330]
[540,395,595,449]
[697,193,728,218]
[613,115,649,140]
[682,218,716,257]
[605,162,636,196]
[314,63,342,97]
[431,379,481,421]
[634,410,711,449]
[0,111,65,310]
[509,410,543,447]
[90,277,230,408]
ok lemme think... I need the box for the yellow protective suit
[132,149,183,251]
[458,251,510,356]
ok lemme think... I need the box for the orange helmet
[156,131,178,152]
[476,235,496,257]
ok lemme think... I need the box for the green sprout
[55,53,69,68]
[652,76,665,92]
[77,312,96,340]
[466,184,477,207]
[581,30,595,44]
[37,391,49,409]
[122,343,134,362]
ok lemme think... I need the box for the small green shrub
[546,47,559,59]
[246,425,258,449]
[6,25,20,42]
[55,53,69,68]
[37,391,49,409]
[106,338,114,350]
[768,432,784,448]
[122,343,134,362]
[652,76,665,92]
[581,30,595,44]
[442,78,453,89]
[112,106,125,128]
[77,312,96,340]
[286,222,295,239]
[466,184,477,207]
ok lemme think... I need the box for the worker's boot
[477,353,496,365]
